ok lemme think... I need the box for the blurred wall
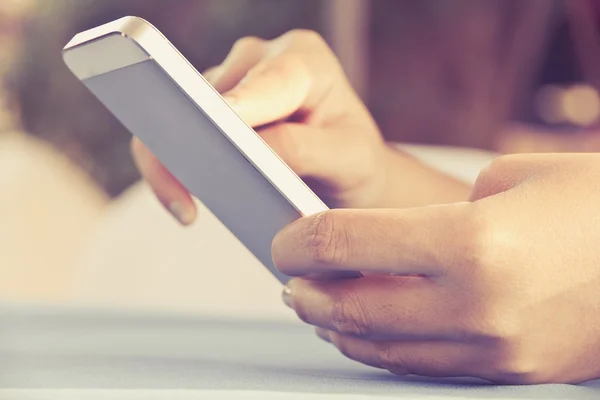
[7,0,325,198]
[6,0,590,199]
[0,0,33,132]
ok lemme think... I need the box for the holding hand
[132,30,469,225]
[273,154,600,384]
[132,30,389,220]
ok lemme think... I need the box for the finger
[207,36,268,93]
[258,123,380,183]
[315,327,332,343]
[222,54,316,127]
[320,329,385,369]
[131,138,197,225]
[470,154,564,201]
[201,66,221,85]
[286,276,466,341]
[273,204,476,277]
[327,334,480,379]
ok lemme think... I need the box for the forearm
[374,145,472,208]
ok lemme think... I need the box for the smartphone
[62,16,328,283]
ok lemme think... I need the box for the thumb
[273,203,475,278]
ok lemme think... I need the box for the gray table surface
[0,305,599,399]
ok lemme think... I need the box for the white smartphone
[62,16,328,283]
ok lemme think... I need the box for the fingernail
[168,201,196,226]
[282,284,293,309]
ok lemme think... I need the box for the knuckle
[329,333,354,360]
[490,346,542,384]
[292,302,312,325]
[307,211,349,266]
[471,158,503,200]
[471,309,522,343]
[232,35,264,50]
[378,345,410,375]
[478,155,514,181]
[248,53,303,81]
[268,124,305,170]
[471,155,519,200]
[330,293,372,338]
[279,29,334,62]
[456,303,540,383]
[285,29,326,46]
[453,204,496,273]
[463,298,522,343]
[273,53,304,74]
[493,366,541,385]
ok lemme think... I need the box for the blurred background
[0,0,599,312]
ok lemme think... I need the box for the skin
[132,30,600,384]
[131,30,470,220]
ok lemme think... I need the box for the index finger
[222,54,314,127]
[221,31,345,127]
[272,203,478,277]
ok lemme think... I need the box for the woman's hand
[273,153,600,384]
[131,30,469,225]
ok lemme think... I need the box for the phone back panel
[83,59,297,283]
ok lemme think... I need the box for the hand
[132,30,390,224]
[131,30,470,225]
[273,153,600,384]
